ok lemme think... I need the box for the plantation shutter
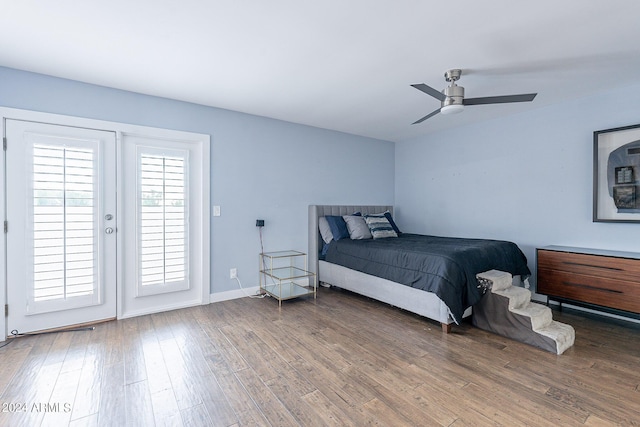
[27,141,101,313]
[137,147,189,296]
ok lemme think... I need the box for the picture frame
[593,123,640,222]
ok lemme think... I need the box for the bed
[308,205,531,332]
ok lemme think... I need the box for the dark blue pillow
[384,211,402,234]
[320,242,330,258]
[325,215,350,240]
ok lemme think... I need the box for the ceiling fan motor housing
[442,84,464,108]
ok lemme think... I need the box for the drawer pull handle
[563,261,624,271]
[562,281,624,294]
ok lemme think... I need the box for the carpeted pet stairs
[473,270,575,355]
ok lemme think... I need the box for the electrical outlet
[230,268,237,279]
[256,219,264,227]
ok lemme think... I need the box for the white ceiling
[1,1,640,142]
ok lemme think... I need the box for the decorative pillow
[318,216,334,244]
[364,213,398,239]
[325,215,350,240]
[342,215,372,240]
[383,211,402,235]
[321,242,330,258]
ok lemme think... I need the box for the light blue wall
[0,67,395,295]
[395,83,640,293]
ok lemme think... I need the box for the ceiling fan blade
[412,108,441,124]
[411,83,447,102]
[463,93,537,106]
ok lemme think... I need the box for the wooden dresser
[536,246,640,316]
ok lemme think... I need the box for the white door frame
[0,107,210,341]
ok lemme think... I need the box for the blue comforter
[324,233,531,323]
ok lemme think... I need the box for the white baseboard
[210,286,261,303]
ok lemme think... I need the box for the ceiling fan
[411,69,537,124]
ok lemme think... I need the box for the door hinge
[2,137,6,151]
[4,304,7,317]
[3,221,6,233]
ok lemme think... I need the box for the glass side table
[259,250,317,307]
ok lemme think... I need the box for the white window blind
[32,144,97,302]
[138,150,189,293]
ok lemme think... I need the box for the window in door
[137,147,189,296]
[31,143,99,306]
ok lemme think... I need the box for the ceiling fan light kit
[411,69,537,124]
[440,104,464,114]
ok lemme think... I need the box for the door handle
[105,227,114,234]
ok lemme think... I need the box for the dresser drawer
[537,249,640,283]
[537,269,640,314]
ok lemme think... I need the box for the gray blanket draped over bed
[324,233,531,323]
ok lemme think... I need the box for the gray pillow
[318,216,334,244]
[343,215,372,240]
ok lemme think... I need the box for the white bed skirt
[320,260,460,325]
[319,261,524,326]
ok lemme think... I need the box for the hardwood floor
[1,287,639,426]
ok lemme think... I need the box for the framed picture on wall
[593,123,640,222]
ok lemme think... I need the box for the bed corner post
[308,205,319,277]
[441,323,452,333]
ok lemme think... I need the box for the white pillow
[318,216,334,244]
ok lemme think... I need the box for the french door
[5,120,117,334]
[120,133,206,317]
[1,110,209,339]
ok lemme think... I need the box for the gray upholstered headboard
[308,204,394,277]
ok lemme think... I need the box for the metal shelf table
[259,250,316,306]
